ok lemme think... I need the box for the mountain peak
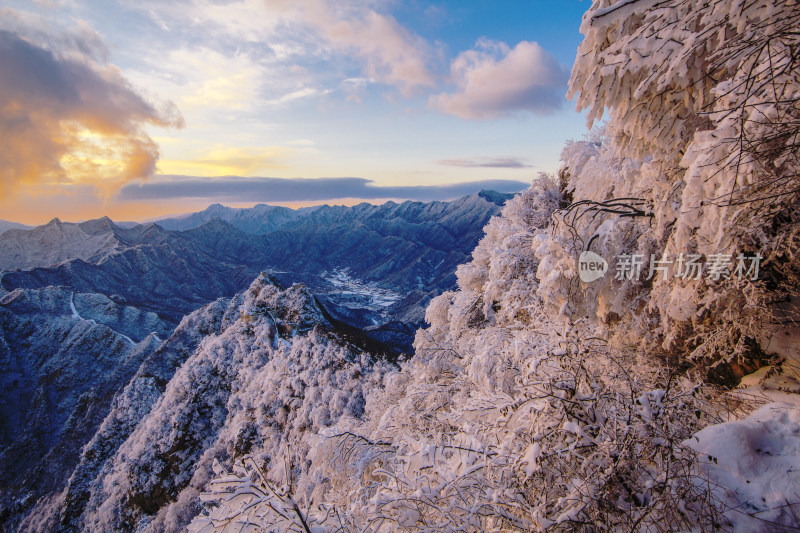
[203,203,229,215]
[244,273,330,333]
[79,216,116,233]
[477,189,515,206]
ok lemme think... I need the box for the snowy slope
[7,0,800,530]
[0,287,163,530]
[21,274,391,532]
[186,180,800,532]
[687,400,800,533]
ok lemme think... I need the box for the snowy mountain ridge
[0,193,514,530]
[19,274,392,532]
[0,192,511,343]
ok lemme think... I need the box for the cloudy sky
[0,0,590,224]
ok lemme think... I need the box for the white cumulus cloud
[431,38,568,119]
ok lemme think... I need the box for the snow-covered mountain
[0,218,122,271]
[27,1,794,531]
[18,274,391,532]
[6,1,800,531]
[0,193,513,529]
[0,219,269,325]
[0,192,511,351]
[14,180,796,533]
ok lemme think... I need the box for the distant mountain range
[152,203,308,233]
[0,191,515,529]
[0,220,32,236]
[0,191,512,349]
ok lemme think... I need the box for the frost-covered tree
[189,2,800,531]
[551,0,800,374]
[191,184,741,532]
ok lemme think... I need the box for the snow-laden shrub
[530,0,800,374]
[455,175,561,327]
[192,316,729,531]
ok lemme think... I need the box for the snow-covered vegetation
[188,1,800,532]
[6,1,798,531]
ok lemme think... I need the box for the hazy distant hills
[0,220,32,237]
[152,203,309,233]
[152,190,511,240]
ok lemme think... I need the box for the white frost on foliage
[191,182,735,532]
[188,1,800,530]
[538,0,800,365]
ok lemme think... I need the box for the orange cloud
[157,146,293,177]
[0,18,182,197]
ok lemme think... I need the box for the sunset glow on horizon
[0,1,590,225]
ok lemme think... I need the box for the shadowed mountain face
[0,286,234,532]
[0,287,166,529]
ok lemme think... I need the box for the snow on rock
[686,401,800,532]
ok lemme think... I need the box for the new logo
[578,251,608,283]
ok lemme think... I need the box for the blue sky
[0,0,591,223]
